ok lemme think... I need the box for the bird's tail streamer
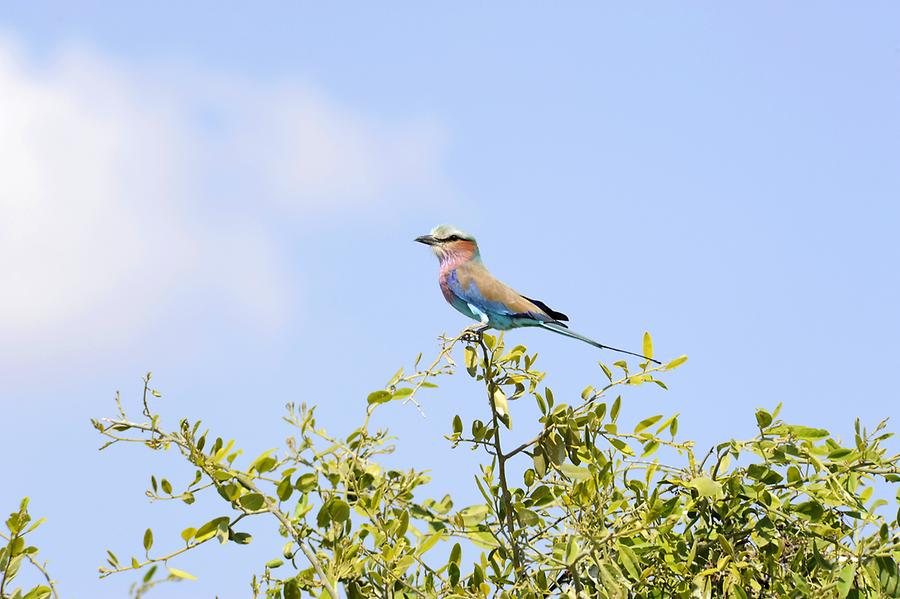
[539,322,660,365]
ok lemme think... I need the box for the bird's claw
[460,331,482,343]
[461,329,484,344]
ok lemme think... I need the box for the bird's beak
[414,234,437,246]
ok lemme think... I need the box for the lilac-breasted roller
[416,224,659,364]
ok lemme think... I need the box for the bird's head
[415,224,480,264]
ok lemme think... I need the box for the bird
[415,224,659,364]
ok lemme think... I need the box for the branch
[237,477,338,599]
[98,514,247,578]
[97,414,339,599]
[398,332,462,415]
[477,337,524,577]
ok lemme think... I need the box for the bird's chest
[439,268,478,319]
[438,268,460,304]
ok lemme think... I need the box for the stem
[478,337,524,577]
[98,514,248,578]
[26,555,60,599]
[240,478,339,599]
[0,541,11,598]
[0,526,21,598]
[400,332,464,415]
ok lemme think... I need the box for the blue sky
[1,3,898,597]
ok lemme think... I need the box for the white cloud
[231,86,444,211]
[0,36,445,365]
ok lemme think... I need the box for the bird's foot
[460,324,489,344]
[461,331,482,344]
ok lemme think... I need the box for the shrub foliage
[6,332,899,598]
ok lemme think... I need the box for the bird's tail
[539,322,660,365]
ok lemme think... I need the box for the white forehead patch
[430,224,473,241]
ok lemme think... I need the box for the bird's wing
[450,262,568,324]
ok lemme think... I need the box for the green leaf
[524,468,535,487]
[747,464,783,484]
[392,387,413,399]
[329,499,350,522]
[464,346,478,377]
[768,424,829,440]
[24,518,45,535]
[142,528,153,552]
[730,586,749,599]
[794,500,824,521]
[22,586,52,599]
[216,521,229,544]
[449,542,461,565]
[626,374,651,385]
[452,415,463,435]
[468,531,499,549]
[180,527,196,543]
[563,536,579,565]
[609,438,634,456]
[167,566,197,581]
[641,440,659,457]
[611,396,622,423]
[295,473,317,492]
[836,563,856,598]
[458,505,489,526]
[687,476,723,499]
[642,332,653,361]
[448,562,460,586]
[283,578,301,599]
[533,453,547,477]
[664,355,688,370]
[491,387,509,417]
[559,464,592,481]
[516,506,541,526]
[395,510,410,537]
[634,414,663,434]
[316,504,331,528]
[599,362,613,382]
[415,532,444,557]
[231,532,252,544]
[755,409,773,429]
[367,390,392,405]
[828,447,854,461]
[276,477,294,502]
[238,493,265,511]
[143,565,157,583]
[655,413,679,435]
[194,517,230,542]
[617,542,641,580]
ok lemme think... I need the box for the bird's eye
[447,235,459,241]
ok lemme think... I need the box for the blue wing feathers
[445,269,566,330]
[445,270,511,316]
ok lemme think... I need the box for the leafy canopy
[6,331,899,598]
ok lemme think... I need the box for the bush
[0,498,57,599]
[25,331,900,597]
